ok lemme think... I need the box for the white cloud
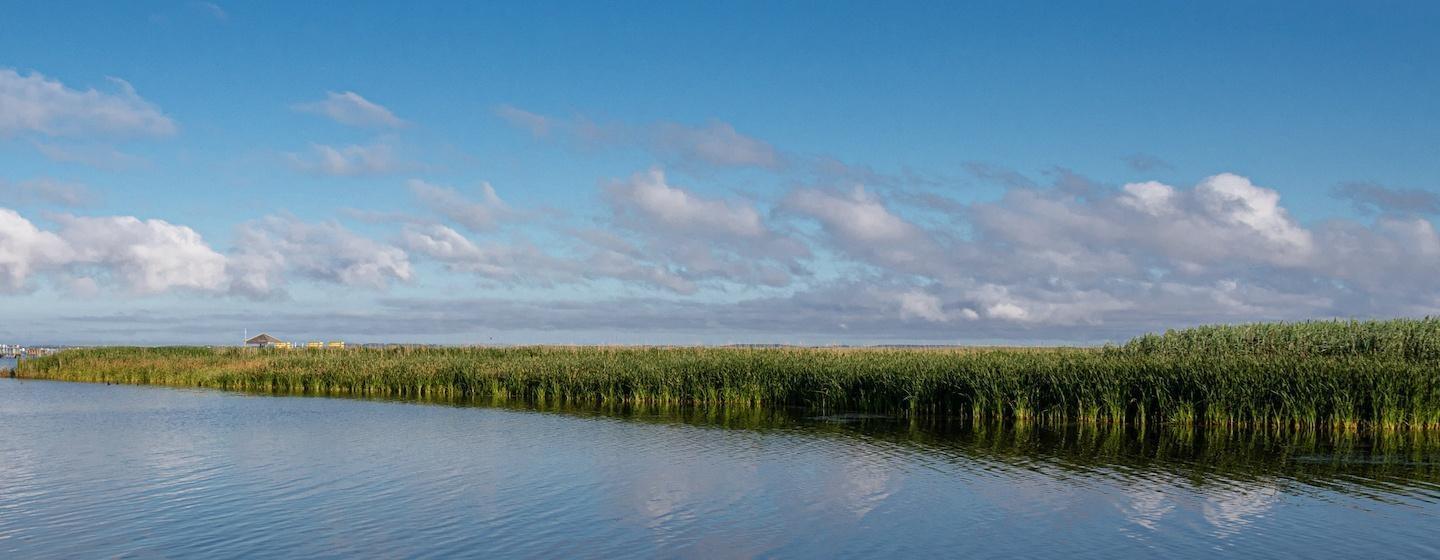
[966,173,1319,276]
[55,215,228,294]
[0,208,72,292]
[287,142,401,176]
[31,141,144,170]
[0,178,97,208]
[0,208,229,296]
[401,177,697,291]
[784,185,942,273]
[494,104,552,137]
[231,216,413,297]
[495,105,780,170]
[595,167,808,290]
[1193,173,1314,264]
[293,91,406,128]
[1119,181,1176,216]
[1312,216,1440,295]
[985,302,1029,321]
[896,289,948,322]
[9,158,1440,344]
[400,224,559,281]
[845,171,1440,330]
[606,168,766,238]
[785,186,920,244]
[581,250,699,294]
[408,179,515,232]
[652,120,780,169]
[401,223,699,293]
[0,69,176,137]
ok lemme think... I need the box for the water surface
[2,378,1438,558]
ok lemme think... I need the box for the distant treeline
[16,318,1440,431]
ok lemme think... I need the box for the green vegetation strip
[14,319,1440,430]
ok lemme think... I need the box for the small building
[326,341,346,349]
[245,333,286,348]
[306,341,323,349]
[274,341,294,350]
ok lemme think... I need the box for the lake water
[2,379,1438,558]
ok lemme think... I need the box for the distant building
[306,341,323,349]
[245,333,286,348]
[326,341,346,349]
[274,341,294,349]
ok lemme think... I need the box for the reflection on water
[2,378,1438,558]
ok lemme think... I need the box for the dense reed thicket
[1122,318,1440,361]
[14,319,1440,430]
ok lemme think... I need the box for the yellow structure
[306,341,323,349]
[275,341,294,349]
[326,341,346,349]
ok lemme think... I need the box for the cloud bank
[5,165,1438,343]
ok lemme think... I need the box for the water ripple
[3,379,1440,558]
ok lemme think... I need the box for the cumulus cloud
[400,223,572,282]
[599,167,808,289]
[397,169,803,294]
[0,208,72,292]
[961,172,1319,278]
[293,91,406,128]
[400,223,699,293]
[896,289,951,322]
[230,216,413,297]
[785,186,922,245]
[606,167,767,238]
[1193,173,1314,263]
[0,69,176,137]
[783,185,943,272]
[0,208,225,295]
[55,215,228,294]
[8,155,1440,344]
[287,142,402,176]
[408,179,516,232]
[785,171,1440,332]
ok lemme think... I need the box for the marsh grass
[15,319,1440,431]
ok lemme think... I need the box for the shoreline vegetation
[12,319,1440,431]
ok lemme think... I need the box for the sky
[1,1,1439,345]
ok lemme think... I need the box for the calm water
[2,379,1439,558]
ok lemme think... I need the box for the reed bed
[1121,317,1440,361]
[14,319,1440,431]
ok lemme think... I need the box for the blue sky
[1,1,1438,345]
